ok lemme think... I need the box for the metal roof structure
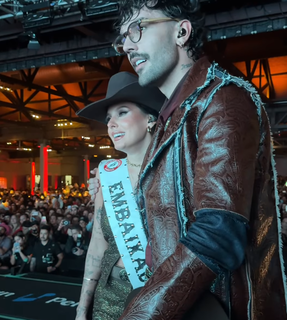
[0,0,287,157]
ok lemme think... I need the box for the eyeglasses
[113,18,179,54]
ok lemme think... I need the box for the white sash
[99,158,147,289]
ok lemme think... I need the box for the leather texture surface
[119,57,287,320]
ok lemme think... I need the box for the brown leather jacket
[119,57,287,320]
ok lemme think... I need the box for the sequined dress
[92,207,133,320]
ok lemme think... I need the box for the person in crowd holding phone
[30,225,63,274]
[22,220,39,249]
[79,216,91,238]
[10,232,31,273]
[0,223,12,268]
[54,218,69,245]
[65,225,90,258]
[75,72,165,320]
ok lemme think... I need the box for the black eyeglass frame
[113,17,180,54]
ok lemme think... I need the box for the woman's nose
[107,117,118,128]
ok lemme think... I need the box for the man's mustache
[129,52,150,61]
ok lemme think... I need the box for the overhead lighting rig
[84,0,118,17]
[0,85,12,92]
[17,147,32,151]
[54,119,73,126]
[0,0,119,22]
[27,32,41,50]
[22,1,53,29]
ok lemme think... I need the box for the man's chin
[138,73,151,87]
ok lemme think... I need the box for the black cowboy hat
[77,72,165,123]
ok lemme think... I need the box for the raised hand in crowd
[57,219,65,231]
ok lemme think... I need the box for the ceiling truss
[0,56,126,127]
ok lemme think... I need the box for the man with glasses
[111,1,287,320]
[86,0,286,319]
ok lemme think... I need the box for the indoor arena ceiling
[1,0,287,157]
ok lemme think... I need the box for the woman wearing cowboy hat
[75,72,165,320]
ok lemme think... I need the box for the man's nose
[123,36,138,55]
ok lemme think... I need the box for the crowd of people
[0,179,287,287]
[0,186,94,277]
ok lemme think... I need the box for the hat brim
[77,82,164,123]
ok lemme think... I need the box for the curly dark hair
[116,0,206,61]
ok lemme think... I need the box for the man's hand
[67,228,72,236]
[47,266,56,273]
[73,248,84,256]
[88,168,100,202]
[57,220,64,231]
[30,224,38,232]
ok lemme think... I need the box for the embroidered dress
[93,207,132,320]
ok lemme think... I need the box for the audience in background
[1,176,287,279]
[10,232,31,273]
[1,175,287,279]
[0,223,12,268]
[65,224,90,259]
[0,185,93,277]
[79,216,90,238]
[22,221,40,249]
[20,213,28,225]
[4,212,11,225]
[9,214,21,236]
[30,225,63,274]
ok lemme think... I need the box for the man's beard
[137,46,178,89]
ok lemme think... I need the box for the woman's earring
[147,127,152,133]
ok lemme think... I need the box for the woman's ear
[147,115,157,129]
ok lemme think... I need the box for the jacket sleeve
[119,84,260,320]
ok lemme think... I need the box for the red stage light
[87,160,90,180]
[31,162,35,195]
[43,147,48,193]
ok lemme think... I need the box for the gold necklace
[126,158,141,168]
